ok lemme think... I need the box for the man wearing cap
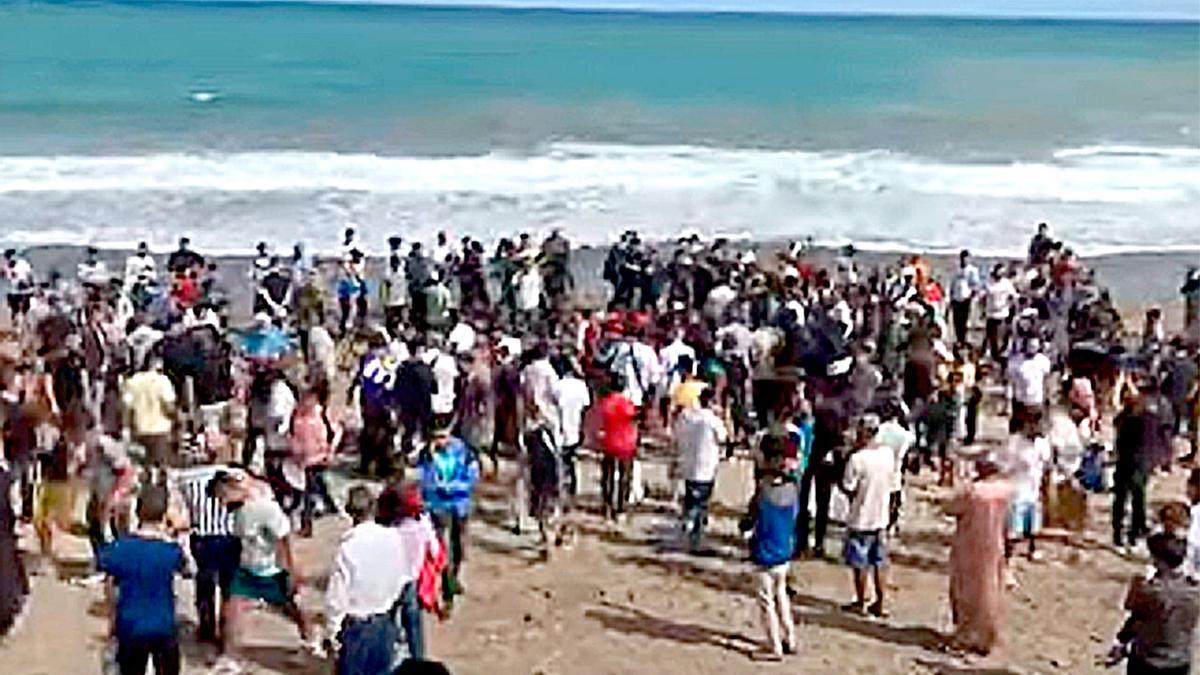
[840,414,895,617]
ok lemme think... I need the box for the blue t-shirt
[98,535,184,640]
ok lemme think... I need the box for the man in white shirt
[425,338,460,417]
[325,486,413,672]
[447,316,477,356]
[674,389,728,552]
[124,241,157,290]
[1007,337,1053,431]
[4,249,35,321]
[521,344,561,437]
[554,362,591,504]
[874,408,916,535]
[840,414,895,617]
[984,264,1017,362]
[77,246,111,287]
[949,249,981,346]
[658,329,696,387]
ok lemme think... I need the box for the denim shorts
[1008,499,1042,537]
[843,530,887,569]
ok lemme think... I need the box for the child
[1004,413,1051,562]
[741,442,799,661]
[925,380,961,487]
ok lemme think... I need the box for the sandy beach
[0,380,1174,675]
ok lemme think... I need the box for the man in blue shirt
[98,483,184,675]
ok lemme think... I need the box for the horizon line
[33,0,1200,23]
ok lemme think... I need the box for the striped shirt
[173,464,234,538]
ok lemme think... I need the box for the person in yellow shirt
[122,357,177,468]
[670,356,708,416]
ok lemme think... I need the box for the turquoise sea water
[0,2,1197,253]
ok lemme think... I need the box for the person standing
[983,265,1017,364]
[553,358,590,509]
[290,388,341,538]
[742,442,799,661]
[1006,337,1052,433]
[176,463,239,650]
[1002,414,1051,562]
[674,388,728,552]
[524,417,563,560]
[1114,391,1152,550]
[948,461,1013,656]
[0,456,29,639]
[98,484,184,675]
[325,486,413,675]
[840,415,895,617]
[949,250,981,346]
[595,375,639,524]
[416,421,480,611]
[122,356,177,468]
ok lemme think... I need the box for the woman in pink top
[290,388,342,537]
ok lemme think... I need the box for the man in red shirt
[595,375,639,523]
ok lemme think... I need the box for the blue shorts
[1008,499,1042,537]
[843,530,887,570]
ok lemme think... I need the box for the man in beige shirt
[123,357,177,467]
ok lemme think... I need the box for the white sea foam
[188,90,219,103]
[0,142,1196,256]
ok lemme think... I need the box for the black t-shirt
[51,356,86,410]
[167,248,204,274]
[3,400,38,461]
[262,271,291,306]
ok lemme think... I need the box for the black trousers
[951,299,972,345]
[191,535,240,644]
[984,317,1008,363]
[1112,468,1148,545]
[116,634,180,675]
[600,456,633,517]
[358,414,396,478]
[797,462,833,555]
[300,466,337,534]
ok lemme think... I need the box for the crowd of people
[0,221,1197,674]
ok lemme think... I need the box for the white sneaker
[210,656,244,675]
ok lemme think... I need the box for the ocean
[1,1,1198,256]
